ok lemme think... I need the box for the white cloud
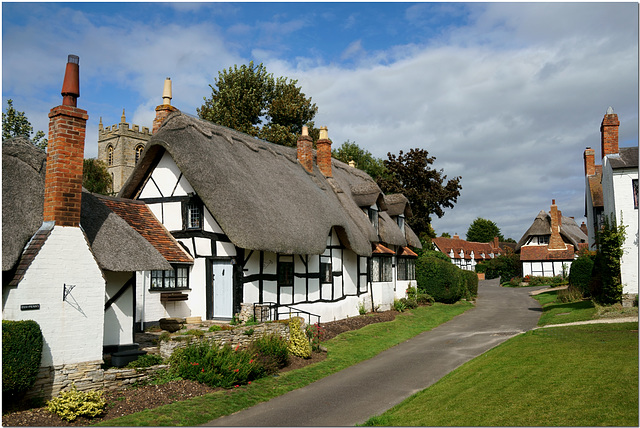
[3,2,636,241]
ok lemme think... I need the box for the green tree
[466,218,504,243]
[2,99,47,150]
[332,140,388,180]
[377,148,462,241]
[83,159,113,195]
[197,62,318,147]
[592,214,627,304]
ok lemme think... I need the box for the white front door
[211,261,234,319]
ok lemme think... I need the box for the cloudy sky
[2,2,638,241]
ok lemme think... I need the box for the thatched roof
[608,146,638,169]
[384,194,413,217]
[515,210,588,252]
[2,137,182,276]
[120,112,410,256]
[3,137,47,271]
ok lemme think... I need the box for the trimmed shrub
[416,256,464,303]
[46,385,106,421]
[287,317,311,359]
[400,297,418,310]
[557,286,583,303]
[393,299,407,312]
[460,270,479,298]
[2,320,43,397]
[169,341,265,388]
[569,255,595,297]
[248,334,289,374]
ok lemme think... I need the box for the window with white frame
[151,265,189,290]
[397,257,415,281]
[368,207,379,235]
[320,255,333,283]
[184,197,202,230]
[370,256,392,282]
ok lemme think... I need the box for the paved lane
[204,279,544,426]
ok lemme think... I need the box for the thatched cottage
[515,200,587,277]
[117,80,421,324]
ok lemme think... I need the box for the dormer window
[368,206,379,235]
[183,196,202,230]
[397,215,405,233]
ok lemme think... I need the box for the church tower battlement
[97,109,151,194]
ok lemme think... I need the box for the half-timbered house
[118,88,421,324]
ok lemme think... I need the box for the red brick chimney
[152,77,178,134]
[316,126,332,177]
[297,125,313,173]
[583,147,595,176]
[600,107,619,159]
[493,236,499,250]
[548,199,565,250]
[43,55,88,227]
[453,234,460,240]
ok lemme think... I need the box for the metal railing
[253,302,321,325]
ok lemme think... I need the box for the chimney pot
[162,78,172,106]
[319,126,328,140]
[61,54,80,107]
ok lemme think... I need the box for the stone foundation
[238,303,274,323]
[23,361,170,401]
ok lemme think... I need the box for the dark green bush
[126,353,164,368]
[420,250,452,263]
[416,256,464,303]
[592,215,626,305]
[569,255,594,297]
[169,341,265,388]
[400,297,418,309]
[2,320,43,397]
[460,270,479,298]
[478,253,521,282]
[248,334,289,374]
[416,293,435,305]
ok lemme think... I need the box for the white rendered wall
[2,226,105,367]
[602,161,639,295]
[103,271,134,346]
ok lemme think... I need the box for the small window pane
[187,202,201,229]
[278,261,294,287]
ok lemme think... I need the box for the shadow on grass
[542,299,594,313]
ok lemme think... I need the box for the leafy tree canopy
[83,159,113,196]
[197,62,318,147]
[377,148,462,241]
[332,140,388,181]
[466,217,504,243]
[2,99,48,150]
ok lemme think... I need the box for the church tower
[97,109,151,194]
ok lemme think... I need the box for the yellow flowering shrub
[287,317,311,359]
[46,384,106,421]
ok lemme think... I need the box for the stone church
[97,78,176,193]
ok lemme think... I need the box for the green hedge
[460,270,479,298]
[2,320,43,397]
[416,256,464,303]
[420,250,452,263]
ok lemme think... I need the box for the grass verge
[363,322,638,426]
[93,301,472,426]
[531,290,597,326]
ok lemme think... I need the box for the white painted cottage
[2,56,191,397]
[584,107,638,298]
[118,82,421,324]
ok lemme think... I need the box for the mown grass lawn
[364,322,638,426]
[532,290,597,326]
[93,301,473,426]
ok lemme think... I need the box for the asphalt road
[204,279,545,426]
